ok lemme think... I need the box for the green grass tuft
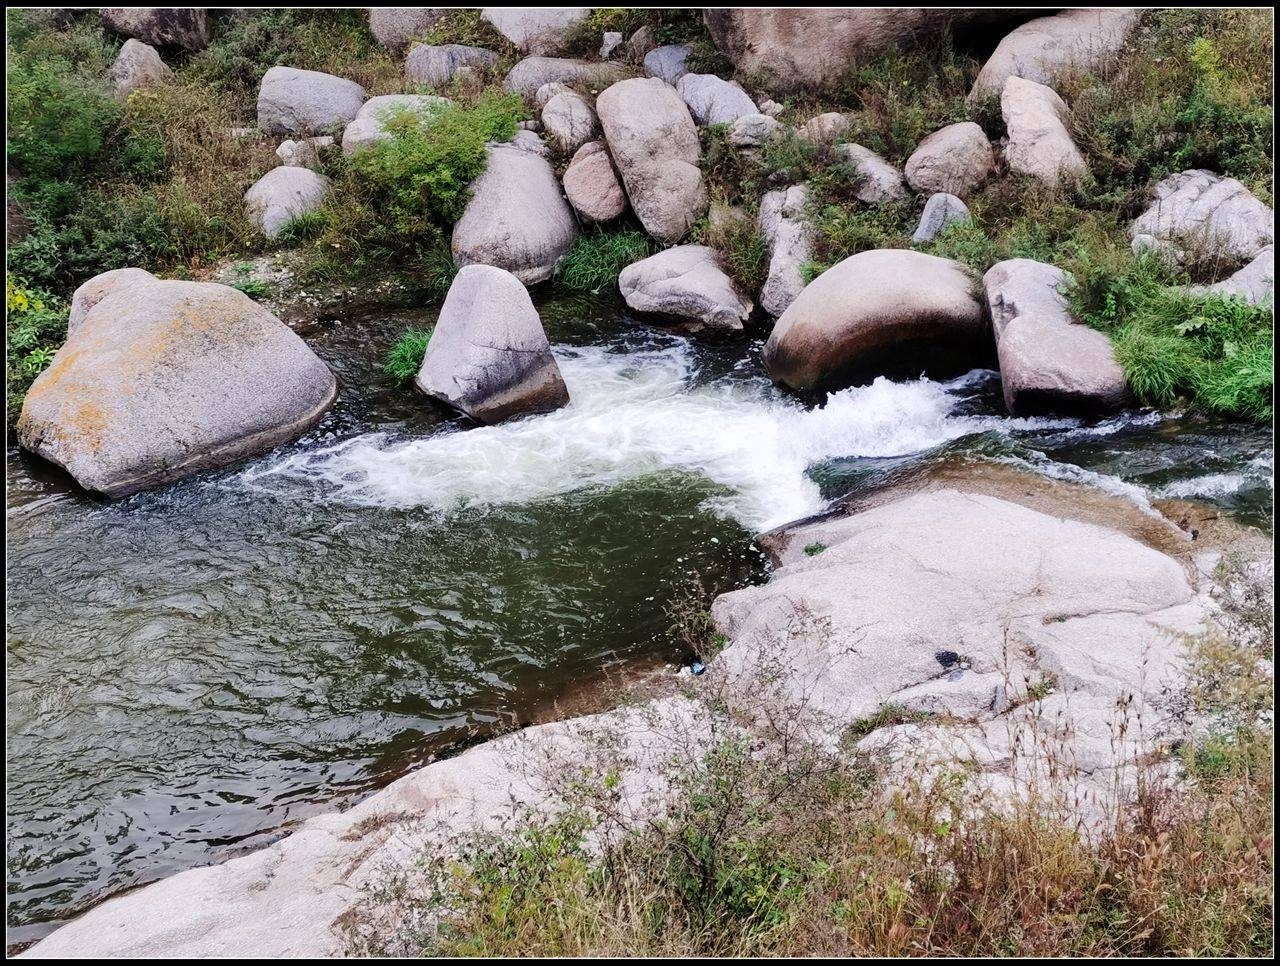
[384,329,434,384]
[556,228,653,293]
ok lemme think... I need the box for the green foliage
[923,220,1000,272]
[803,200,914,281]
[6,278,68,425]
[694,206,769,295]
[802,542,828,556]
[384,328,434,384]
[1070,252,1273,420]
[556,228,653,293]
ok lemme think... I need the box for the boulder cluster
[19,7,1276,501]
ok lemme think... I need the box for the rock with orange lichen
[17,275,336,497]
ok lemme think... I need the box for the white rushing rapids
[241,342,1076,531]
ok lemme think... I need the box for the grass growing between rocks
[384,329,434,385]
[340,558,1274,958]
[556,228,654,294]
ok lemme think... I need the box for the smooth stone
[727,113,781,147]
[912,192,972,243]
[368,8,446,53]
[341,94,449,155]
[643,44,692,85]
[540,89,599,155]
[108,38,172,100]
[676,72,758,126]
[562,141,627,224]
[1129,169,1274,265]
[67,267,158,337]
[100,7,211,51]
[405,43,498,89]
[257,66,366,136]
[504,57,629,99]
[482,8,590,55]
[1184,245,1274,305]
[837,143,907,203]
[244,166,331,239]
[1001,76,1087,187]
[797,112,849,142]
[618,245,753,332]
[904,122,995,197]
[759,185,814,318]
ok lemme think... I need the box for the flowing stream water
[5,293,1272,943]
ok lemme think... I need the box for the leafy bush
[384,329,434,384]
[6,278,68,425]
[694,206,769,295]
[556,228,653,293]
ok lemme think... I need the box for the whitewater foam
[240,343,1075,531]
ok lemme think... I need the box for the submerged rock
[1001,76,1087,187]
[984,258,1128,416]
[257,66,366,136]
[415,264,569,423]
[341,94,449,155]
[904,122,995,197]
[912,192,972,243]
[971,8,1141,100]
[18,277,336,497]
[100,7,211,51]
[1130,169,1274,265]
[763,249,986,390]
[108,38,172,100]
[451,142,579,284]
[596,77,707,244]
[759,185,814,317]
[405,43,498,88]
[244,166,330,240]
[562,141,627,224]
[619,245,753,333]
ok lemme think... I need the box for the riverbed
[5,293,1272,942]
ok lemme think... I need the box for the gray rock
[912,192,972,243]
[675,72,758,126]
[405,43,498,89]
[504,57,629,99]
[984,258,1128,415]
[100,7,211,51]
[257,66,366,136]
[1130,169,1274,265]
[275,136,331,171]
[108,38,172,100]
[836,143,907,204]
[1001,76,1087,187]
[757,97,785,118]
[728,113,781,147]
[904,122,995,197]
[596,77,707,244]
[763,249,985,390]
[244,166,331,240]
[643,44,692,85]
[540,90,599,155]
[368,8,445,52]
[415,264,569,423]
[562,141,627,224]
[971,8,1142,100]
[619,245,753,333]
[341,94,449,155]
[451,143,579,284]
[507,129,552,158]
[67,268,158,337]
[600,31,623,59]
[482,7,590,55]
[759,185,814,317]
[797,112,849,142]
[533,82,572,109]
[1185,245,1274,305]
[17,278,336,497]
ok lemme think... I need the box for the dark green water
[5,294,1271,943]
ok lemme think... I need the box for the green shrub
[556,228,653,293]
[6,278,68,425]
[384,329,434,384]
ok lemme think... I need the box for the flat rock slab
[451,143,579,284]
[1130,169,1274,265]
[17,277,336,497]
[416,264,569,423]
[619,245,753,332]
[763,248,986,390]
[258,66,366,136]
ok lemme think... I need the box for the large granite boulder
[17,277,336,497]
[904,122,995,197]
[257,66,366,136]
[540,89,599,155]
[836,143,907,204]
[368,8,446,53]
[643,44,692,85]
[984,258,1128,416]
[1130,170,1274,265]
[675,73,758,126]
[451,142,579,284]
[341,94,449,155]
[759,185,814,317]
[763,249,986,390]
[244,166,330,240]
[481,8,590,55]
[504,57,630,99]
[100,8,211,51]
[703,9,1027,94]
[618,245,753,333]
[562,141,627,224]
[66,267,158,337]
[107,38,172,100]
[415,264,569,423]
[595,77,707,244]
[1001,76,1087,187]
[971,8,1142,99]
[405,43,498,88]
